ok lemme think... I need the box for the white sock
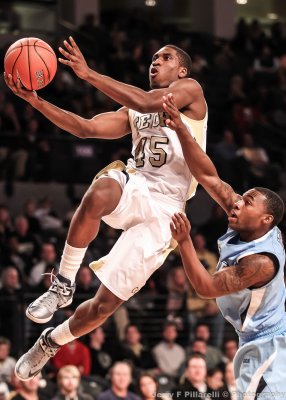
[59,242,87,284]
[50,319,77,346]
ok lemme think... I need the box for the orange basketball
[4,37,57,90]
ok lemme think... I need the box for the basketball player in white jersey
[4,37,207,380]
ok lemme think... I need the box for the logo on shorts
[243,358,250,364]
[131,287,139,294]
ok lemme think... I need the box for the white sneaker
[26,274,75,323]
[15,328,60,381]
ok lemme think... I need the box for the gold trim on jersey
[180,111,208,200]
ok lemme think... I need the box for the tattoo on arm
[213,254,276,295]
[208,180,238,211]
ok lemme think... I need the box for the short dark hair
[0,337,11,347]
[165,44,192,77]
[255,187,285,227]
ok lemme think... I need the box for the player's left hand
[170,212,191,244]
[163,93,185,131]
[58,36,90,80]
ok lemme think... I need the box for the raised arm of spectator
[58,36,201,113]
[163,93,239,215]
[4,73,130,140]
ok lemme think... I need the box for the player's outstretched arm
[58,36,200,114]
[163,93,238,214]
[171,213,276,299]
[4,73,130,139]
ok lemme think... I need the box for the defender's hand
[170,212,191,244]
[163,93,185,131]
[4,72,38,104]
[59,36,90,80]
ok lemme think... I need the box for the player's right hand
[4,72,38,103]
[170,212,191,244]
[163,93,185,131]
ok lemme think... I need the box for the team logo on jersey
[133,112,169,132]
[131,287,139,294]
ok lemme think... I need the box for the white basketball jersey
[127,109,208,203]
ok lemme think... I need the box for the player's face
[149,47,185,89]
[228,189,272,237]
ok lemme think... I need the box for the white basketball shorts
[89,161,185,301]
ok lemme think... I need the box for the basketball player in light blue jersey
[163,94,285,399]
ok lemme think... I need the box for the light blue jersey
[216,226,286,398]
[216,226,286,344]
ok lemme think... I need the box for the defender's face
[149,47,184,89]
[228,189,270,233]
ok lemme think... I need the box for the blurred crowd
[1,6,286,400]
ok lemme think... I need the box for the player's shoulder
[170,77,203,91]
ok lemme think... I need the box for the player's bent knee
[80,179,122,218]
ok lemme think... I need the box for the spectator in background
[236,132,274,189]
[192,233,218,274]
[253,45,279,85]
[34,197,63,233]
[0,102,20,134]
[52,365,93,400]
[98,361,140,400]
[206,368,225,391]
[165,266,189,336]
[118,324,157,372]
[13,216,38,259]
[50,339,91,377]
[0,337,16,384]
[152,322,185,378]
[227,75,246,105]
[0,381,9,400]
[224,362,237,400]
[212,129,238,187]
[137,373,169,400]
[200,203,228,254]
[193,324,224,368]
[78,13,109,64]
[186,337,223,372]
[0,204,13,246]
[0,235,29,275]
[0,267,23,353]
[9,374,45,400]
[88,327,113,378]
[27,243,58,287]
[172,354,212,400]
[222,340,238,364]
[187,288,225,348]
[23,199,41,235]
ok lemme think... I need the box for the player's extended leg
[15,284,124,381]
[26,177,123,324]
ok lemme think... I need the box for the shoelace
[42,270,72,296]
[40,336,59,357]
[33,271,72,311]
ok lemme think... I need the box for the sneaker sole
[25,297,73,324]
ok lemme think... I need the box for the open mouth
[150,67,158,77]
[228,210,238,223]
